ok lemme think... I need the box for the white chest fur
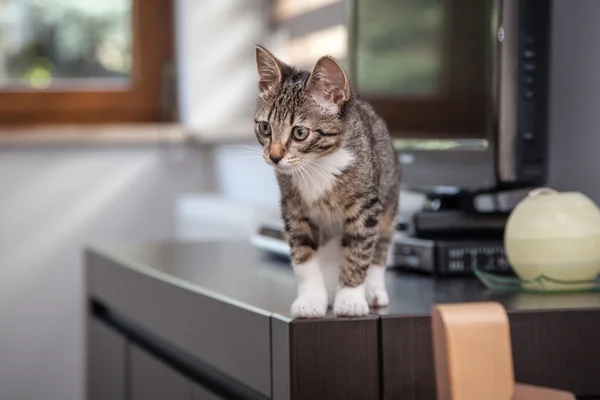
[291,147,355,204]
[309,209,343,238]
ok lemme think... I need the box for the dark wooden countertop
[87,240,600,399]
[89,240,600,320]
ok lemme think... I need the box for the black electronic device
[392,236,510,277]
[408,189,509,237]
[496,0,552,187]
[393,189,514,276]
[251,207,515,278]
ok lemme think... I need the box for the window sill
[0,124,195,147]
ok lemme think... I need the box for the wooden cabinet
[88,318,224,400]
[192,384,223,400]
[87,242,600,400]
[379,312,600,399]
[87,318,127,400]
[130,344,193,400]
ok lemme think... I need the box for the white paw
[291,296,327,318]
[366,288,389,307]
[365,265,388,308]
[333,287,369,317]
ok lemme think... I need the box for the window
[351,0,489,138]
[272,0,347,70]
[273,0,490,138]
[0,0,174,124]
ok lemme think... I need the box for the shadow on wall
[0,144,212,400]
[213,141,281,207]
[177,0,271,136]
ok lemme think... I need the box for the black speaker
[495,0,552,187]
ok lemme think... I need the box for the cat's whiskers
[217,151,265,165]
[292,164,310,189]
[216,155,264,173]
[297,163,318,189]
[297,165,310,188]
[226,156,265,167]
[299,160,331,182]
[303,158,333,174]
[230,144,263,153]
[232,155,264,161]
[249,158,266,167]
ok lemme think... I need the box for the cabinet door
[130,344,192,400]
[88,318,127,400]
[192,383,224,400]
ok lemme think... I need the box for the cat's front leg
[334,197,382,317]
[284,212,327,318]
[365,207,396,307]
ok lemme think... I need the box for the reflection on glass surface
[394,139,489,151]
[0,0,132,88]
[355,0,444,96]
[276,0,340,20]
[286,25,347,70]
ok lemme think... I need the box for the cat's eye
[258,121,271,136]
[292,126,309,141]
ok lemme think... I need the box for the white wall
[547,0,600,202]
[0,144,214,400]
[176,0,272,141]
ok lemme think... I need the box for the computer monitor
[347,0,552,193]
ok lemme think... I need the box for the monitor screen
[276,0,549,189]
[349,0,495,141]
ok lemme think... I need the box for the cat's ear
[306,56,351,114]
[255,46,290,96]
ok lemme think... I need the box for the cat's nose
[269,155,283,165]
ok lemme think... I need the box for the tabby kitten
[254,46,401,318]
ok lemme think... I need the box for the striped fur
[254,46,401,317]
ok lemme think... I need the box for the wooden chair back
[431,302,575,400]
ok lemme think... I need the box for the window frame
[0,0,174,125]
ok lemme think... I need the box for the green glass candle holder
[474,267,600,293]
